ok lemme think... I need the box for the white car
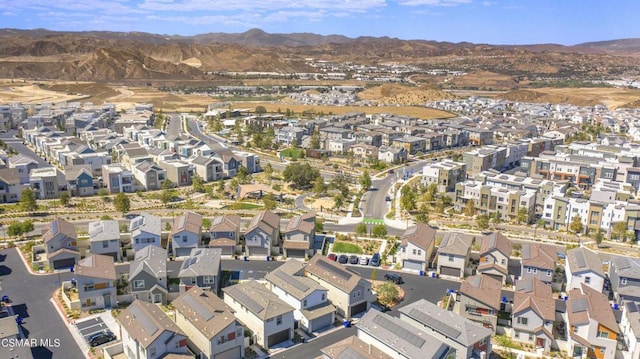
[359,256,369,265]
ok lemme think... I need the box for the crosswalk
[362,218,385,225]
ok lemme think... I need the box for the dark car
[371,301,391,312]
[327,253,337,261]
[349,255,359,264]
[89,331,116,347]
[384,273,404,284]
[389,169,395,174]
[370,253,381,267]
[385,196,391,201]
[338,255,349,264]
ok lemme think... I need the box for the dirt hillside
[357,84,456,105]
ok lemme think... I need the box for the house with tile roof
[177,248,221,294]
[565,285,619,359]
[477,231,513,284]
[305,254,374,319]
[455,274,502,332]
[265,259,335,334]
[320,335,392,359]
[173,287,244,359]
[609,256,640,304]
[521,243,557,285]
[399,222,436,273]
[244,210,280,257]
[130,213,162,252]
[43,217,80,270]
[437,232,472,278]
[75,254,117,311]
[208,215,241,256]
[223,280,295,349]
[88,219,121,261]
[171,211,203,257]
[282,212,316,258]
[118,300,188,359]
[399,299,492,359]
[129,245,168,304]
[565,247,605,293]
[511,278,556,352]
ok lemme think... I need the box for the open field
[500,87,640,109]
[233,102,455,119]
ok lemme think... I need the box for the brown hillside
[357,84,456,105]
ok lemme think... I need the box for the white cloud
[396,0,471,6]
[483,1,496,6]
[139,0,386,12]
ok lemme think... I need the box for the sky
[0,0,638,45]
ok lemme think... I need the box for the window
[303,299,307,307]
[449,255,454,262]
[527,267,532,273]
[517,317,528,325]
[102,241,109,248]
[528,334,534,341]
[599,347,605,354]
[585,276,591,284]
[133,280,145,289]
[182,236,188,243]
[237,328,243,338]
[501,259,506,265]
[547,270,552,276]
[412,249,417,255]
[597,331,609,339]
[191,278,196,285]
[321,293,326,301]
[621,278,628,285]
[276,315,282,325]
[417,250,422,256]
[532,268,538,274]
[203,276,214,285]
[149,347,156,357]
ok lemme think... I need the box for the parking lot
[74,313,119,350]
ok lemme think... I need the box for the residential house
[399,223,436,273]
[223,280,295,349]
[399,299,493,359]
[129,245,168,304]
[455,274,502,332]
[8,154,39,184]
[320,336,392,359]
[244,210,280,257]
[620,302,640,359]
[350,143,379,161]
[43,217,80,270]
[422,160,467,193]
[130,213,162,252]
[565,247,605,293]
[88,220,121,261]
[609,256,640,303]
[132,161,166,191]
[171,211,203,257]
[378,146,407,164]
[265,260,335,333]
[101,164,134,193]
[214,149,239,178]
[565,285,619,359]
[477,232,513,284]
[305,254,374,319]
[65,165,95,197]
[118,300,188,359]
[191,156,224,182]
[75,254,117,311]
[0,168,23,203]
[158,160,193,187]
[29,167,60,199]
[208,215,241,256]
[521,243,557,285]
[437,232,472,279]
[511,278,556,352]
[177,248,222,294]
[173,287,245,359]
[282,212,315,258]
[0,316,31,359]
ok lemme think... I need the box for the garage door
[53,258,76,270]
[216,345,241,359]
[267,329,290,348]
[350,302,368,317]
[220,246,233,255]
[309,313,334,332]
[248,247,268,256]
[440,266,460,277]
[174,247,192,257]
[287,249,305,258]
[403,260,423,271]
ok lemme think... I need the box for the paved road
[186,116,227,150]
[1,131,51,168]
[0,248,84,359]
[165,113,182,137]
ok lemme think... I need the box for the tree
[464,200,476,217]
[377,282,399,305]
[333,194,344,213]
[59,192,71,207]
[360,170,371,192]
[192,174,205,193]
[310,133,321,150]
[476,214,490,230]
[423,183,438,204]
[516,207,529,224]
[313,176,327,197]
[263,163,273,178]
[370,268,378,281]
[19,188,38,213]
[100,215,113,220]
[161,188,173,206]
[262,193,277,210]
[595,228,604,247]
[612,221,627,241]
[162,179,174,190]
[415,203,430,223]
[255,105,267,116]
[569,215,583,235]
[400,185,416,211]
[237,166,249,184]
[372,224,387,238]
[355,223,368,236]
[114,193,131,214]
[202,218,211,230]
[7,220,34,237]
[315,218,324,233]
[283,163,321,189]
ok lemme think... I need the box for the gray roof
[567,247,604,277]
[265,260,326,301]
[172,287,238,340]
[357,310,449,359]
[130,213,162,237]
[306,254,367,293]
[178,248,221,278]
[398,299,492,346]
[88,220,120,242]
[117,300,184,349]
[437,232,472,257]
[76,254,116,281]
[0,315,20,340]
[130,245,167,279]
[612,256,640,280]
[624,302,640,339]
[223,280,294,321]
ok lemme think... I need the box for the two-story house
[265,260,335,333]
[132,161,166,191]
[521,243,557,285]
[43,217,80,270]
[130,213,162,253]
[566,247,605,293]
[244,210,280,257]
[455,274,502,332]
[620,302,640,359]
[173,287,245,359]
[88,219,121,261]
[399,223,436,273]
[305,254,374,319]
[478,232,513,284]
[75,254,117,311]
[282,212,316,259]
[610,256,640,304]
[565,285,619,359]
[0,168,23,203]
[320,335,391,359]
[214,149,239,178]
[399,299,493,359]
[208,215,241,256]
[65,165,95,197]
[437,232,472,279]
[178,248,222,294]
[129,245,168,304]
[171,211,203,257]
[377,146,407,164]
[118,300,188,359]
[190,156,224,182]
[223,280,295,349]
[511,277,556,352]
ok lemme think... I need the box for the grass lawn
[281,148,304,158]
[332,241,363,254]
[223,202,264,210]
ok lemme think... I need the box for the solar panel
[522,245,531,260]
[373,315,425,348]
[290,216,301,229]
[337,347,369,359]
[274,270,309,292]
[626,302,638,313]
[129,304,158,335]
[574,251,586,268]
[51,220,59,234]
[182,293,215,321]
[182,257,198,270]
[232,288,264,314]
[212,216,223,226]
[517,278,533,293]
[317,259,352,280]
[178,216,186,229]
[409,308,461,339]
[570,298,588,313]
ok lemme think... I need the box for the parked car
[385,196,391,201]
[349,255,359,264]
[371,301,391,312]
[359,256,369,265]
[384,273,404,284]
[370,253,381,267]
[338,255,349,264]
[327,253,337,261]
[89,330,117,347]
[389,169,395,174]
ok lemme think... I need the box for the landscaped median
[332,241,364,254]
